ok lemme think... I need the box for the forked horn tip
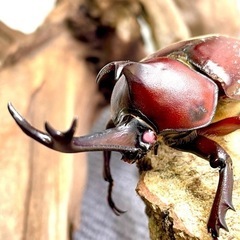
[44,117,78,143]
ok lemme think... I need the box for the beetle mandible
[8,35,240,239]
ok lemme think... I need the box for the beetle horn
[96,61,132,102]
[96,61,131,83]
[8,103,140,154]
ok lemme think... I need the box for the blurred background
[0,0,56,34]
[0,0,240,240]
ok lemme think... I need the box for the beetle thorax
[123,59,218,132]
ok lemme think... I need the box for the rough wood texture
[175,0,240,37]
[138,0,240,50]
[137,132,240,239]
[135,1,240,239]
[0,21,24,64]
[139,0,190,49]
[0,16,102,240]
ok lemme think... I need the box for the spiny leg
[103,120,125,215]
[173,135,234,239]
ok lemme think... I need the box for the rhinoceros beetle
[8,35,240,239]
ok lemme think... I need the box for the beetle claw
[207,200,234,239]
[207,162,234,238]
[103,149,126,216]
[208,228,219,240]
[107,180,126,216]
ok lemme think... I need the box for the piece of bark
[139,0,190,49]
[138,0,240,52]
[0,1,146,240]
[0,21,24,64]
[0,25,102,240]
[136,131,240,239]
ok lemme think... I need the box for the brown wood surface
[0,7,102,239]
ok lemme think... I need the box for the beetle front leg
[103,120,125,215]
[103,150,125,215]
[173,135,234,239]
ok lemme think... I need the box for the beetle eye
[121,114,132,124]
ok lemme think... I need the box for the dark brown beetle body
[8,35,240,239]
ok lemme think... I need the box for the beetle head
[114,113,157,162]
[8,103,157,162]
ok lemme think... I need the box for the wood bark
[137,132,240,239]
[0,0,240,240]
[0,21,24,63]
[0,0,145,239]
[0,7,101,240]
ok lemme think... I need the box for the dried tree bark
[175,0,240,37]
[0,4,101,239]
[0,21,24,63]
[137,133,240,240]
